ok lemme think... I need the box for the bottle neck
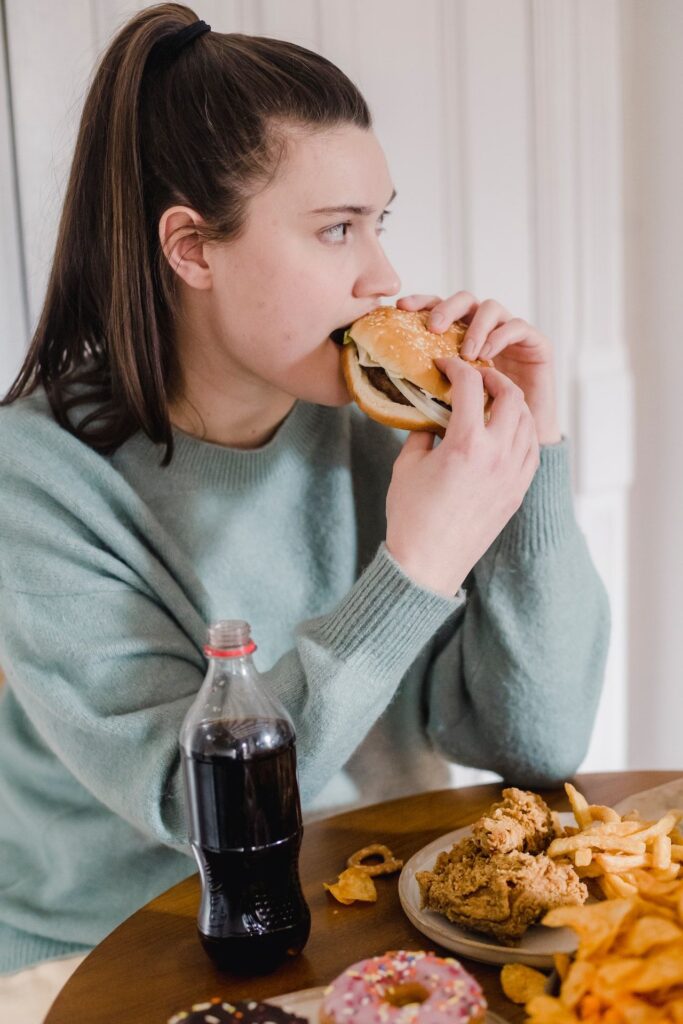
[202,651,256,687]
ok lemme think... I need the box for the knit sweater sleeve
[425,439,611,786]
[0,414,462,844]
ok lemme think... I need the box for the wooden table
[45,771,680,1024]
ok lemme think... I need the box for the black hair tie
[146,19,211,71]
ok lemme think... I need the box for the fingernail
[430,312,445,329]
[462,342,476,358]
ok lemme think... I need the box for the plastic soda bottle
[179,619,311,972]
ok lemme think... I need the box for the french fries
[548,783,683,902]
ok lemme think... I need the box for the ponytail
[3,3,370,464]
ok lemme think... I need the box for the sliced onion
[386,372,452,429]
[351,338,450,429]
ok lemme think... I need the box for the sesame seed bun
[342,306,491,434]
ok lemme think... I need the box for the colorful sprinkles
[167,997,307,1024]
[320,950,487,1023]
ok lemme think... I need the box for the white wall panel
[530,0,577,435]
[456,0,534,319]
[0,4,27,393]
[5,0,95,328]
[330,0,451,298]
[317,0,363,94]
[259,0,320,50]
[623,0,683,770]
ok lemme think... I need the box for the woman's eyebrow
[307,188,397,216]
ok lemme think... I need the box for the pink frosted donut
[319,950,487,1024]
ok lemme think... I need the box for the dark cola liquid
[182,718,310,973]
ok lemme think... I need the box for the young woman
[0,3,609,1017]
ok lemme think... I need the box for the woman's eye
[320,210,390,244]
[322,222,351,242]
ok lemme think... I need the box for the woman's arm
[0,448,463,845]
[425,439,611,785]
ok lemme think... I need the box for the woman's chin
[292,378,352,407]
[287,342,352,406]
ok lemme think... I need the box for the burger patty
[366,367,412,406]
[365,367,451,411]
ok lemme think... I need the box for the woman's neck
[169,368,297,450]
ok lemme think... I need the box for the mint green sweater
[0,390,609,973]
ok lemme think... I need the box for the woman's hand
[397,292,562,445]
[385,358,540,597]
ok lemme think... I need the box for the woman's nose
[353,239,401,299]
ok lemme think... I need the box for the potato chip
[638,898,678,922]
[554,953,572,980]
[560,959,597,1008]
[544,899,637,960]
[592,956,644,1002]
[629,942,683,993]
[576,991,602,1019]
[524,993,579,1023]
[617,916,683,956]
[500,963,547,1004]
[323,866,377,904]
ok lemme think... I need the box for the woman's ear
[159,206,212,289]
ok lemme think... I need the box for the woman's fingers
[396,294,442,311]
[397,291,480,332]
[477,318,542,361]
[480,366,526,442]
[429,291,480,331]
[435,358,488,445]
[460,299,511,359]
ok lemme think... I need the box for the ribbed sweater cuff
[497,437,576,557]
[0,920,90,975]
[308,543,464,677]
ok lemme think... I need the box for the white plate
[269,985,509,1022]
[398,812,580,968]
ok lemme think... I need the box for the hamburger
[339,306,492,435]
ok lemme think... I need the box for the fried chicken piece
[470,787,557,856]
[415,789,586,944]
[416,836,587,944]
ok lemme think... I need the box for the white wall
[0,7,28,393]
[622,0,683,768]
[0,0,644,778]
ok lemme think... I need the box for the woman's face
[194,125,401,407]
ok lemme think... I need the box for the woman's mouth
[330,324,352,346]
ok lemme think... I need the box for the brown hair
[2,3,371,463]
